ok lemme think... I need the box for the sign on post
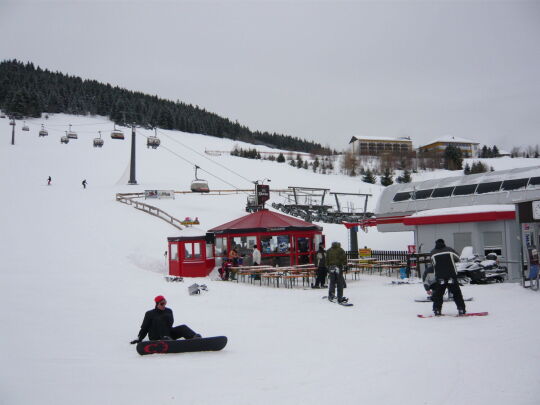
[145,190,175,200]
[358,248,372,257]
[256,184,270,205]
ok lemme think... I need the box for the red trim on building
[343,210,516,228]
[403,211,515,226]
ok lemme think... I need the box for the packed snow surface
[1,114,539,405]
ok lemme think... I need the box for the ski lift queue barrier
[346,250,420,279]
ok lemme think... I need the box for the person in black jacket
[130,296,201,343]
[312,245,328,289]
[430,239,466,316]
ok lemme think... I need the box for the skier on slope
[130,296,202,343]
[430,239,466,316]
[82,179,87,189]
[326,242,348,303]
[47,176,51,186]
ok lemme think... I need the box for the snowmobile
[455,248,508,284]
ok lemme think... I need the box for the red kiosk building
[167,210,324,277]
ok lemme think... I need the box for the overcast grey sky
[1,0,539,151]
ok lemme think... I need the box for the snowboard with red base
[417,312,488,318]
[136,336,227,355]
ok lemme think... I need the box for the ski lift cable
[137,131,249,193]
[35,120,112,128]
[156,128,254,185]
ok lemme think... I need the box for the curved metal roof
[375,165,540,218]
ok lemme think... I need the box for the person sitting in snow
[430,239,466,316]
[130,295,201,343]
[326,242,348,303]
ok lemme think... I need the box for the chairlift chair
[67,124,78,139]
[93,131,104,148]
[22,121,29,131]
[190,165,210,193]
[39,124,48,137]
[60,132,69,144]
[111,124,124,140]
[147,128,161,149]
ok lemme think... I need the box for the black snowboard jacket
[430,246,460,280]
[138,307,174,341]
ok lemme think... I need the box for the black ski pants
[314,266,328,287]
[152,321,198,341]
[328,266,345,301]
[432,278,466,312]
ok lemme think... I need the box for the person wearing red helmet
[130,295,201,344]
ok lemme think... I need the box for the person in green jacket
[326,242,348,303]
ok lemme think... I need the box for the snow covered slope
[1,114,539,405]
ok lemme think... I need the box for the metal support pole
[334,193,341,212]
[350,227,358,258]
[128,125,137,185]
[10,118,15,145]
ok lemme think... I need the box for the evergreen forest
[0,60,331,155]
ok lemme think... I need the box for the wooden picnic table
[230,264,317,288]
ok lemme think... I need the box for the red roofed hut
[167,210,324,277]
[209,209,324,267]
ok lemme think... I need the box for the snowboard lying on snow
[415,296,473,302]
[136,336,227,355]
[417,312,488,318]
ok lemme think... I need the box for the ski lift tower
[10,117,15,145]
[128,124,137,185]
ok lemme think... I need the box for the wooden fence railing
[116,193,184,230]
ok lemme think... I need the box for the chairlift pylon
[111,124,124,140]
[93,131,104,148]
[147,128,161,149]
[190,165,210,193]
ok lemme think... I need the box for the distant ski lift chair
[147,128,161,149]
[22,121,29,131]
[93,131,104,148]
[60,132,69,144]
[190,165,210,193]
[39,124,48,137]
[111,124,125,140]
[67,124,78,139]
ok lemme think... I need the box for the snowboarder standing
[82,179,87,189]
[130,296,201,343]
[430,239,466,316]
[326,242,348,303]
[312,244,328,288]
[47,176,51,186]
